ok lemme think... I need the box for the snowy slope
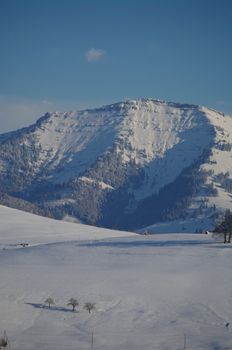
[144,106,232,233]
[32,108,124,182]
[0,205,133,247]
[0,206,232,349]
[201,107,232,208]
[118,100,213,200]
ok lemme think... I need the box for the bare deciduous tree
[67,298,79,312]
[44,297,55,308]
[0,331,9,349]
[84,302,96,314]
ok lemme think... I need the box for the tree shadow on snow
[209,244,232,249]
[79,239,217,249]
[25,303,76,313]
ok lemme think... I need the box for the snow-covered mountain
[1,98,232,231]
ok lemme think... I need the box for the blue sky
[0,0,232,132]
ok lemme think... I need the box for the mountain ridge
[0,98,232,231]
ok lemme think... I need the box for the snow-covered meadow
[0,205,231,349]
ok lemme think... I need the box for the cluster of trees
[214,171,232,193]
[216,175,232,194]
[216,172,230,182]
[206,182,218,196]
[120,163,214,230]
[0,192,47,217]
[67,146,143,225]
[214,210,232,243]
[0,133,41,192]
[44,298,96,313]
[215,141,232,152]
[221,178,232,194]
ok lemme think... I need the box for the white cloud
[85,48,105,62]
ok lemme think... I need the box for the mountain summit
[1,99,232,231]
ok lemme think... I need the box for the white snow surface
[140,217,215,234]
[0,205,232,349]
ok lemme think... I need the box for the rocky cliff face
[1,99,232,230]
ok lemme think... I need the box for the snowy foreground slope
[0,206,232,349]
[0,205,133,246]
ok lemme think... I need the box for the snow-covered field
[0,205,232,349]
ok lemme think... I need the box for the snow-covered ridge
[0,98,232,230]
[5,99,215,184]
